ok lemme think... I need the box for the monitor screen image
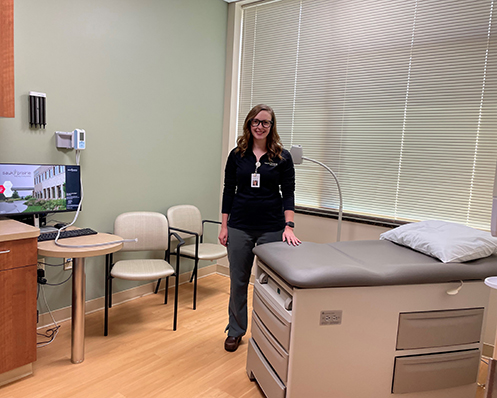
[0,163,81,217]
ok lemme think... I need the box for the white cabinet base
[249,261,489,398]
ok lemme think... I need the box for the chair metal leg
[173,259,180,331]
[193,259,198,310]
[191,237,199,309]
[109,277,113,308]
[155,278,161,294]
[164,277,169,304]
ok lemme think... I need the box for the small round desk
[38,233,123,364]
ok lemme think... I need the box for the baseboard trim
[215,263,255,283]
[0,364,33,388]
[216,263,229,277]
[37,264,218,329]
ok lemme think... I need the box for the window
[237,0,497,229]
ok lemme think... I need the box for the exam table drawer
[396,308,484,349]
[253,289,291,351]
[247,338,286,398]
[392,349,480,394]
[251,312,289,383]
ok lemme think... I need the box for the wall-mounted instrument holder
[29,91,46,128]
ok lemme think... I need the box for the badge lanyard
[251,161,261,188]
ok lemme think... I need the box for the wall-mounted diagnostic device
[74,129,86,150]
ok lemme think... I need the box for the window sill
[295,206,408,229]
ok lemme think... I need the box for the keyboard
[38,228,98,242]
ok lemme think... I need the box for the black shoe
[224,336,242,352]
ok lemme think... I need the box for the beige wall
[294,213,390,242]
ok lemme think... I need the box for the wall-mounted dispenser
[55,131,74,149]
[29,91,46,128]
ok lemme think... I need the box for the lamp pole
[290,145,343,242]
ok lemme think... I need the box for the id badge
[251,173,260,188]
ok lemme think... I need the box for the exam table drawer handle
[284,297,292,311]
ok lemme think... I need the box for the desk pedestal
[37,232,123,364]
[71,258,86,364]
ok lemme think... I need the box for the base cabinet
[0,264,37,374]
[0,221,39,386]
[247,260,487,398]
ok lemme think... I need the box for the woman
[219,104,300,352]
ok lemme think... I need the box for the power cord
[36,264,72,346]
[51,170,137,248]
[38,259,71,268]
[37,268,47,285]
[45,271,72,286]
[37,284,60,347]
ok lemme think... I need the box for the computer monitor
[0,163,81,225]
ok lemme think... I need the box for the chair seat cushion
[175,243,227,260]
[111,259,174,280]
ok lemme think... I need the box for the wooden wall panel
[0,0,14,118]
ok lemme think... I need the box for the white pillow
[379,220,497,263]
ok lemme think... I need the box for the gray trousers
[226,226,284,337]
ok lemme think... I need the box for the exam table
[246,240,497,398]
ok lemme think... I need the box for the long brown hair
[236,104,283,160]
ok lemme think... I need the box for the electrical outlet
[38,256,45,270]
[64,258,73,271]
[320,310,342,326]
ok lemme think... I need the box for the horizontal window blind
[238,0,497,230]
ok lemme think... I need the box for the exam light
[290,145,343,242]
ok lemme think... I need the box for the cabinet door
[0,265,37,373]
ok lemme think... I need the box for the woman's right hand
[218,225,228,247]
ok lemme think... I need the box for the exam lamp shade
[290,145,303,165]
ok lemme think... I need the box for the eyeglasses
[251,119,273,128]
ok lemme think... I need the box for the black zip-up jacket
[221,147,295,232]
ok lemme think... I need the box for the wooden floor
[1,274,264,398]
[0,273,491,398]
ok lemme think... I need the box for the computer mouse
[54,223,66,229]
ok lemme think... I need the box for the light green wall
[0,0,228,310]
